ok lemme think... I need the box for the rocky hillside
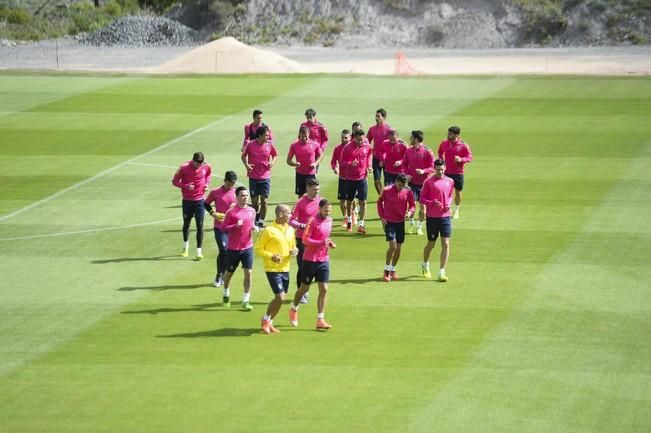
[172,0,650,48]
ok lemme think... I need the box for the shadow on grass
[157,328,260,338]
[118,283,209,291]
[92,255,185,264]
[329,231,385,238]
[329,275,421,284]
[121,302,266,314]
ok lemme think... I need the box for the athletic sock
[384,264,391,271]
[263,314,271,321]
[317,313,324,320]
[359,220,365,227]
[389,265,396,272]
[439,268,446,274]
[197,247,202,255]
[291,303,299,311]
[242,292,251,303]
[223,288,230,298]
[183,241,189,249]
[417,221,423,229]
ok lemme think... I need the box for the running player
[204,170,237,287]
[330,129,351,226]
[287,125,323,197]
[437,126,473,219]
[403,130,434,235]
[242,109,273,151]
[367,108,393,195]
[241,126,278,228]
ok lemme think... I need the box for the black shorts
[446,173,464,191]
[182,199,205,221]
[337,177,346,200]
[301,260,330,284]
[266,272,290,294]
[372,157,383,181]
[295,173,316,197]
[384,172,398,186]
[249,178,271,198]
[225,247,254,272]
[384,221,405,243]
[408,183,422,201]
[345,179,368,201]
[426,217,452,241]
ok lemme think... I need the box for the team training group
[171,108,473,333]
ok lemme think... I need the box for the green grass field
[0,72,650,433]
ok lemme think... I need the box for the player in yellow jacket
[254,204,298,334]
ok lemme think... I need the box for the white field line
[0,217,178,242]
[0,114,233,223]
[127,162,178,169]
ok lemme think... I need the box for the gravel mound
[78,16,197,47]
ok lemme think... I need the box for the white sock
[223,288,230,297]
[243,292,251,303]
[359,220,365,227]
[384,264,391,271]
[409,218,415,225]
[183,241,189,249]
[417,221,423,229]
[317,313,324,320]
[389,265,396,272]
[197,247,202,255]
[422,262,429,268]
[263,314,271,321]
[439,268,446,274]
[347,216,352,223]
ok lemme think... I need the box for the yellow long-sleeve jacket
[254,221,296,272]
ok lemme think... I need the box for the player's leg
[373,158,383,195]
[181,200,193,256]
[422,218,438,278]
[214,229,228,286]
[315,261,331,329]
[437,217,452,281]
[241,248,254,310]
[221,249,240,307]
[193,200,205,260]
[258,179,271,223]
[356,180,368,233]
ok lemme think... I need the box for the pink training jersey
[172,161,212,201]
[302,214,333,263]
[368,123,393,160]
[221,205,256,250]
[300,120,329,152]
[377,184,415,223]
[288,139,322,175]
[242,139,278,180]
[403,145,434,186]
[383,139,409,175]
[205,185,236,230]
[420,175,455,218]
[330,142,346,179]
[340,140,372,181]
[243,122,273,149]
[289,194,322,238]
[437,138,473,175]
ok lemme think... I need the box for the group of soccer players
[171,108,473,333]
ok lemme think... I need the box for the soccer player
[330,129,351,226]
[377,173,415,282]
[403,130,434,236]
[288,199,336,330]
[286,125,323,197]
[367,108,393,195]
[289,178,322,303]
[221,186,257,310]
[300,108,329,156]
[204,170,238,287]
[437,126,473,219]
[242,125,278,227]
[171,151,212,260]
[254,204,299,334]
[381,130,408,186]
[340,129,372,234]
[242,109,273,151]
[419,159,455,282]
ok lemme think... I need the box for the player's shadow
[92,255,184,264]
[157,328,259,338]
[329,275,420,284]
[121,302,266,314]
[118,283,209,291]
[165,205,182,209]
[329,231,385,238]
[159,229,213,233]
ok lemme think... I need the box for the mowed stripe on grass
[0,74,650,433]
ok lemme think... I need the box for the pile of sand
[154,36,304,74]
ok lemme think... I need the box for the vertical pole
[56,39,60,70]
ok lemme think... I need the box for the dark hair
[235,186,248,196]
[255,125,269,139]
[448,126,461,135]
[434,158,445,167]
[298,125,310,136]
[353,129,365,137]
[224,170,237,182]
[396,173,408,184]
[318,198,330,208]
[388,129,397,136]
[305,108,316,117]
[306,178,320,187]
[410,130,424,143]
[252,109,262,118]
[351,121,362,130]
[192,151,205,163]
[376,108,387,118]
[341,129,350,135]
